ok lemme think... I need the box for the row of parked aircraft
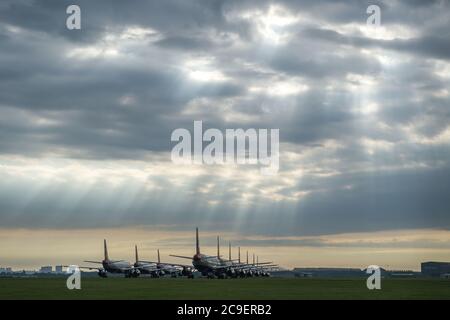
[80,228,278,279]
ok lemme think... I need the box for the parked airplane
[170,228,274,279]
[227,246,275,277]
[139,249,195,278]
[133,245,161,278]
[217,240,275,277]
[83,239,141,278]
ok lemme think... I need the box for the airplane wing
[139,260,193,269]
[253,264,279,269]
[162,262,193,269]
[119,266,136,271]
[237,264,278,269]
[209,265,236,271]
[75,265,104,271]
[169,255,192,260]
[84,260,125,264]
[136,263,159,270]
[203,255,222,260]
[169,254,218,262]
[209,263,278,272]
[235,262,273,267]
[136,261,157,266]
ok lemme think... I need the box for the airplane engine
[226,268,236,277]
[131,269,140,278]
[181,266,192,276]
[98,269,107,278]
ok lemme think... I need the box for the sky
[0,0,450,271]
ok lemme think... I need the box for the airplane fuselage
[134,261,159,275]
[192,254,232,276]
[103,260,132,273]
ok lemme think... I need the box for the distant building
[0,267,12,274]
[55,265,63,273]
[39,266,52,273]
[421,262,450,277]
[23,270,37,275]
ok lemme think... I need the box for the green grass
[0,277,449,300]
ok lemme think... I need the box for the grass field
[0,277,449,300]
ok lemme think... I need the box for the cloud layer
[0,0,450,237]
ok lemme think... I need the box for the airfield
[0,277,449,300]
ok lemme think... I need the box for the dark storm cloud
[0,0,230,41]
[0,0,449,236]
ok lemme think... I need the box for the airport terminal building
[421,262,450,277]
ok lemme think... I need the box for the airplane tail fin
[238,247,241,264]
[157,249,161,264]
[104,239,109,261]
[135,245,138,263]
[217,236,220,259]
[196,227,200,255]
